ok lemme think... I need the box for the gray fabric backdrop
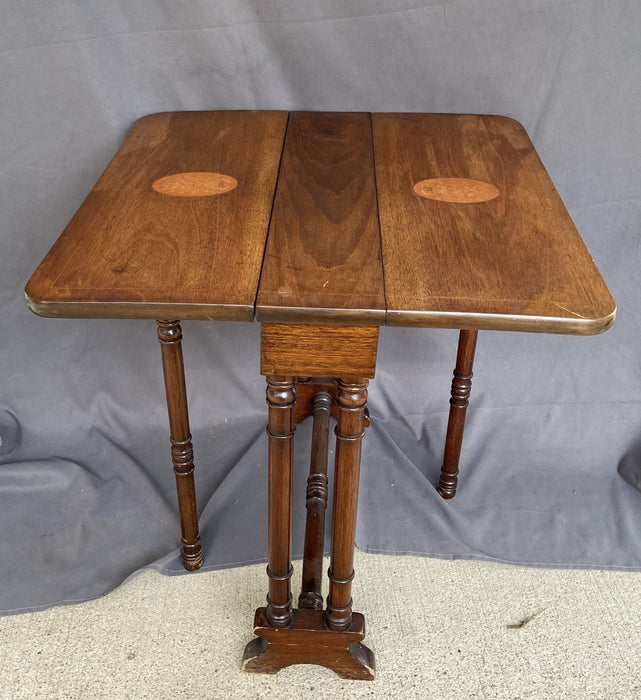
[2,1,640,614]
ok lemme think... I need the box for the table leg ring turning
[24,110,617,685]
[157,320,203,571]
[242,376,375,680]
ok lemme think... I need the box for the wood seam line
[368,111,389,327]
[253,110,292,321]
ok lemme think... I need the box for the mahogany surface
[26,110,615,334]
[25,110,288,321]
[243,608,374,680]
[325,378,369,632]
[156,320,202,570]
[260,323,379,378]
[372,113,616,334]
[293,380,371,427]
[255,112,385,325]
[264,376,296,628]
[298,391,332,611]
[438,329,478,499]
[25,110,617,681]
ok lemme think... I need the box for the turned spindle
[438,329,478,499]
[156,320,202,571]
[326,378,368,632]
[298,391,332,610]
[265,375,296,628]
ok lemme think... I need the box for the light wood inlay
[26,110,615,335]
[24,108,618,684]
[152,172,238,197]
[413,177,499,203]
[372,113,616,334]
[25,110,288,321]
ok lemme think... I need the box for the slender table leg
[156,320,202,571]
[243,377,374,680]
[298,391,332,611]
[438,329,478,499]
[326,378,367,631]
[265,375,296,628]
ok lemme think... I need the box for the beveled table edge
[255,304,386,327]
[385,306,617,335]
[25,291,617,334]
[23,110,618,337]
[24,292,255,322]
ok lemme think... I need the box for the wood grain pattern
[294,380,371,427]
[255,112,385,325]
[413,177,500,203]
[152,172,238,197]
[25,111,288,321]
[438,329,478,499]
[26,110,615,334]
[265,376,296,628]
[243,608,375,680]
[372,113,616,334]
[260,323,379,378]
[298,391,332,611]
[156,320,202,570]
[326,379,368,632]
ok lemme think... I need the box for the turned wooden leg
[265,376,296,628]
[157,320,202,571]
[244,377,374,680]
[438,329,478,499]
[326,378,368,632]
[298,391,332,610]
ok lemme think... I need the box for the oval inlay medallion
[152,172,238,197]
[413,178,499,203]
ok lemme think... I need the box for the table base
[155,320,478,679]
[242,608,375,680]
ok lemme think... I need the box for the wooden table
[25,111,616,680]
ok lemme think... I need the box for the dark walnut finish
[294,380,371,427]
[438,329,478,499]
[265,376,297,628]
[25,110,288,321]
[25,110,617,681]
[372,113,616,334]
[156,320,202,570]
[326,378,369,632]
[245,325,378,678]
[26,110,615,332]
[255,111,385,325]
[298,391,332,611]
[260,323,379,378]
[243,608,374,680]
[244,385,376,679]
[244,374,375,679]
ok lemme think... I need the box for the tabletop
[25,110,616,334]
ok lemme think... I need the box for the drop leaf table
[25,111,616,680]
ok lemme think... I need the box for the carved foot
[242,608,375,680]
